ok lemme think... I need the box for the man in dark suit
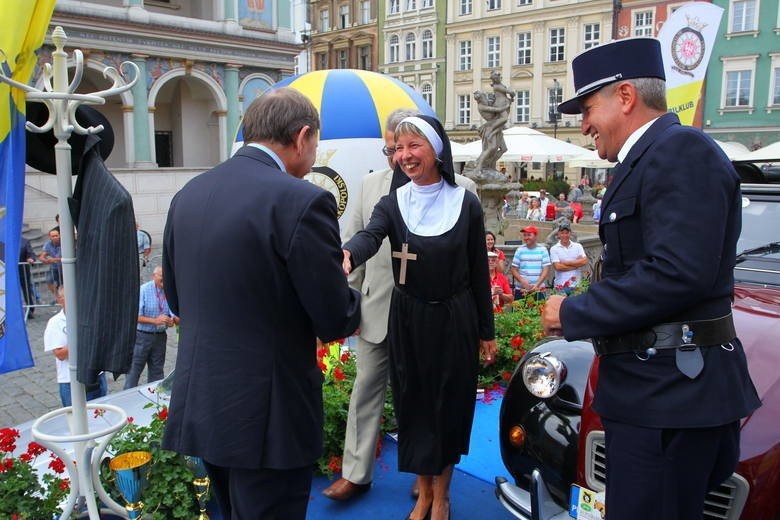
[542,38,760,519]
[162,87,361,519]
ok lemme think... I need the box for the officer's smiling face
[580,83,625,163]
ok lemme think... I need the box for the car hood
[732,284,780,459]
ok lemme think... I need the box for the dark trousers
[124,330,166,389]
[204,460,313,520]
[602,418,740,520]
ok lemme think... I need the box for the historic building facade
[703,0,780,148]
[308,0,379,72]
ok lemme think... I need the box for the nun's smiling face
[395,133,441,186]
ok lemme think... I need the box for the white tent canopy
[733,141,780,162]
[567,149,616,168]
[450,126,591,163]
[714,140,751,160]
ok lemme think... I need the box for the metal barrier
[18,261,62,318]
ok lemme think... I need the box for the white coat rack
[0,26,138,519]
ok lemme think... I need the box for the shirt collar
[617,116,659,164]
[247,143,286,173]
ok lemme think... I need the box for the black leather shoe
[322,478,371,501]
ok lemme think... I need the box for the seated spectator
[516,192,530,219]
[486,231,506,272]
[488,251,513,312]
[526,197,544,221]
[549,223,588,295]
[554,193,572,220]
[510,225,551,301]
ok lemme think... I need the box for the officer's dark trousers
[204,460,313,519]
[602,418,739,520]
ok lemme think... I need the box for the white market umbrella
[499,126,591,162]
[567,149,616,168]
[733,141,780,162]
[714,140,750,160]
[450,140,480,162]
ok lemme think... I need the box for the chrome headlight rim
[521,352,567,399]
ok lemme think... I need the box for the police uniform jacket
[560,113,760,428]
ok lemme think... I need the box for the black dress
[345,188,494,475]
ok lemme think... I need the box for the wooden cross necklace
[392,182,444,284]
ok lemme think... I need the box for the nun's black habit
[344,115,494,474]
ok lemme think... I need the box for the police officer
[541,38,760,519]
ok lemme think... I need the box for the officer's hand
[542,295,565,337]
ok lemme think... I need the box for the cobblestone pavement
[0,262,178,429]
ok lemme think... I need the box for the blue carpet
[307,391,513,519]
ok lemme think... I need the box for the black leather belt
[137,329,166,335]
[593,314,736,356]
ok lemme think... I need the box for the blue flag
[0,0,56,374]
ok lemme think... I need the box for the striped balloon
[235,69,435,144]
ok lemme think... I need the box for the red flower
[156,407,169,421]
[0,428,19,453]
[340,352,351,363]
[501,371,512,381]
[333,366,346,381]
[316,347,329,359]
[49,454,66,474]
[512,355,520,361]
[327,456,342,473]
[127,417,134,423]
[317,361,327,373]
[335,338,345,344]
[563,280,570,288]
[59,478,71,491]
[26,442,46,457]
[92,408,106,419]
[1,458,14,472]
[510,336,524,348]
[19,453,33,462]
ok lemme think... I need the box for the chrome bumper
[495,471,569,520]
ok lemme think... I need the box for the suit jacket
[560,112,759,428]
[161,145,361,470]
[69,135,139,385]
[344,169,477,343]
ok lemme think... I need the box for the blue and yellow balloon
[233,69,435,236]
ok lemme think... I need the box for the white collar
[617,116,659,164]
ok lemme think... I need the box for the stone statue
[474,71,514,173]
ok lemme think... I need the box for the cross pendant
[392,242,418,285]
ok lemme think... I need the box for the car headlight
[522,353,567,398]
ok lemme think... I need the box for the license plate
[568,485,605,519]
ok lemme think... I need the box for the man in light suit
[162,87,361,519]
[542,38,759,519]
[323,109,478,501]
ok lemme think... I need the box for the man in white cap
[542,37,759,519]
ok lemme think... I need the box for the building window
[339,5,349,29]
[773,66,780,106]
[516,32,531,65]
[549,28,565,62]
[422,30,434,59]
[633,10,654,37]
[584,23,600,49]
[725,70,752,107]
[487,0,501,9]
[360,1,371,24]
[389,0,400,14]
[359,45,371,70]
[422,0,433,7]
[514,90,530,123]
[460,0,472,15]
[421,83,433,107]
[487,36,501,68]
[320,9,330,32]
[406,0,417,10]
[730,0,757,32]
[459,40,472,71]
[548,83,563,122]
[458,94,471,125]
[517,0,532,5]
[389,35,400,63]
[405,33,417,61]
[337,49,348,68]
[316,52,328,70]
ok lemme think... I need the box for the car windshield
[737,196,780,259]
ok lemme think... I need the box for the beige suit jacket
[344,168,478,343]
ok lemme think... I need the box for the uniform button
[604,243,608,251]
[609,212,616,222]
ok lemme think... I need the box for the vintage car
[495,180,780,520]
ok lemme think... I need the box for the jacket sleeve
[342,195,392,270]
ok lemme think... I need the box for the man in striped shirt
[510,225,551,300]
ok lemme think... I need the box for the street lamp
[548,78,561,139]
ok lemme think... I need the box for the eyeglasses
[382,146,396,157]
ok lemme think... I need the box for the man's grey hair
[385,108,420,134]
[242,87,320,145]
[602,77,667,112]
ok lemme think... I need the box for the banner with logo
[658,2,724,126]
[0,0,56,373]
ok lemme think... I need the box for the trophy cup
[109,451,152,519]
[182,455,210,520]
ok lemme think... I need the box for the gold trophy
[183,455,210,520]
[109,451,152,519]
